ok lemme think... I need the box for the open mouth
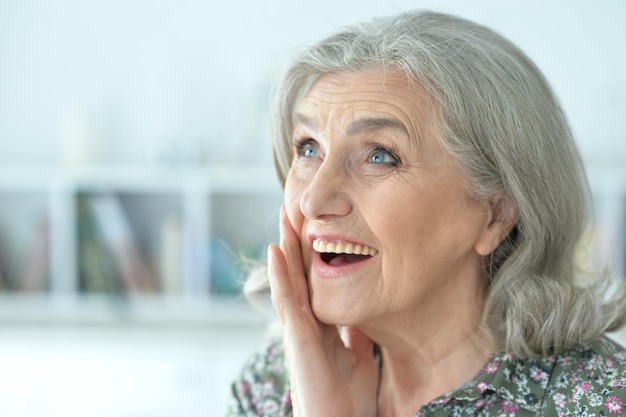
[313,239,378,267]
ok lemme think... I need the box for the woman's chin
[311,300,360,327]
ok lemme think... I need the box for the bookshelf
[586,165,626,280]
[0,165,281,324]
[0,164,624,324]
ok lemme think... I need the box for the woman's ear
[474,196,517,256]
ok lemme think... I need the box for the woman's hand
[268,207,379,417]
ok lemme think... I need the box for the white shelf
[0,164,282,323]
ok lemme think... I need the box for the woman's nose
[299,159,352,221]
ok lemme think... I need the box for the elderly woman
[227,10,626,417]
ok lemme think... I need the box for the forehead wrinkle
[295,103,413,140]
[346,117,409,138]
[294,103,357,138]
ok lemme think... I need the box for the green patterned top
[227,335,626,416]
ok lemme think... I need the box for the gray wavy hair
[245,9,626,358]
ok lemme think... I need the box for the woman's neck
[362,294,493,416]
[377,327,492,416]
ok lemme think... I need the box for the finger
[339,326,378,396]
[341,326,375,362]
[279,206,306,284]
[267,243,293,321]
[268,243,312,324]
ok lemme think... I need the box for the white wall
[0,0,624,167]
[0,323,270,417]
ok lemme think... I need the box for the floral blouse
[227,335,626,416]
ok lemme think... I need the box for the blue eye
[369,148,399,165]
[298,140,318,158]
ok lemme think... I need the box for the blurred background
[0,0,624,416]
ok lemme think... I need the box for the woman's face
[284,70,498,328]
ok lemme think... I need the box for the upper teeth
[312,239,378,256]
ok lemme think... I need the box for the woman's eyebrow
[293,113,318,131]
[347,117,409,136]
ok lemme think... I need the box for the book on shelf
[208,237,266,296]
[77,195,122,295]
[0,231,11,291]
[14,216,50,292]
[80,193,157,294]
[209,237,238,296]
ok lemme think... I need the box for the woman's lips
[310,237,378,277]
